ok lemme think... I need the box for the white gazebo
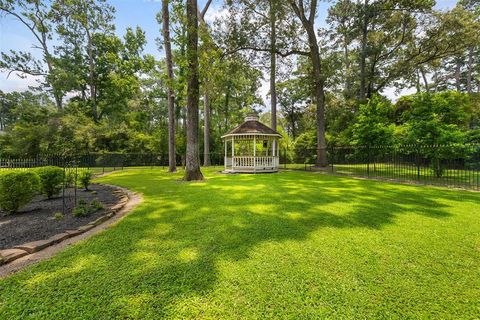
[222,114,282,173]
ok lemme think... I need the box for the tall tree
[0,0,64,111]
[52,0,115,121]
[288,0,328,167]
[223,0,301,131]
[184,0,203,180]
[160,0,177,172]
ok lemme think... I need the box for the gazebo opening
[222,114,282,173]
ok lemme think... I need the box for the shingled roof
[222,115,282,137]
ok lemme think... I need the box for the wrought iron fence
[0,153,226,172]
[1,145,479,190]
[282,144,480,190]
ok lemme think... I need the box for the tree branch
[223,45,309,58]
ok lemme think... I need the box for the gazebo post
[232,136,235,170]
[224,139,227,171]
[253,135,256,172]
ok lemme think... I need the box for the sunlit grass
[0,168,479,319]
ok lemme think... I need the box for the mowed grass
[1,168,479,319]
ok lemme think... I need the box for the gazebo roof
[222,115,282,138]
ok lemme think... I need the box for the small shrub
[35,166,64,199]
[90,199,104,211]
[64,170,76,188]
[0,171,40,213]
[54,212,64,220]
[78,170,93,190]
[73,198,101,217]
[72,205,88,217]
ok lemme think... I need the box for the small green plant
[90,190,98,195]
[64,170,76,188]
[72,205,88,217]
[73,198,102,217]
[0,171,40,213]
[35,166,64,199]
[90,199,104,211]
[78,170,93,190]
[54,212,64,220]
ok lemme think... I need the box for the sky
[0,0,459,102]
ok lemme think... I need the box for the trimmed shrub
[35,166,64,199]
[78,170,93,190]
[64,170,76,188]
[0,171,40,213]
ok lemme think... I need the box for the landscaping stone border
[0,184,130,266]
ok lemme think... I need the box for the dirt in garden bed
[0,184,122,250]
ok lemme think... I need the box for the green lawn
[1,168,479,319]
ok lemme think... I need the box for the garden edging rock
[0,184,130,266]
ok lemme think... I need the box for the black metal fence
[0,153,226,173]
[287,144,480,190]
[1,145,479,190]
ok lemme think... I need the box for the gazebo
[222,114,282,173]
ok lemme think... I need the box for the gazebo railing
[225,156,279,169]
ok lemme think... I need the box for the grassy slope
[0,168,479,319]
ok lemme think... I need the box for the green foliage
[0,171,40,213]
[352,95,396,146]
[54,212,64,220]
[293,131,317,163]
[64,170,76,188]
[35,166,64,199]
[78,170,93,190]
[72,205,88,217]
[399,91,471,176]
[90,199,104,211]
[72,198,103,217]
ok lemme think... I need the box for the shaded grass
[0,168,479,319]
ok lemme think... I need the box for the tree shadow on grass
[1,169,479,318]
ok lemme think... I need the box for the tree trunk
[184,0,203,181]
[305,25,328,167]
[359,0,369,100]
[420,67,429,92]
[162,0,176,172]
[269,0,277,131]
[343,32,351,98]
[86,28,97,120]
[203,89,211,166]
[455,59,461,92]
[467,47,473,94]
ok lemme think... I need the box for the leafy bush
[78,170,93,190]
[64,170,76,188]
[72,198,103,217]
[54,212,64,220]
[0,171,40,213]
[35,166,64,199]
[90,199,104,211]
[72,205,88,217]
[294,131,317,164]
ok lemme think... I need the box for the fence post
[367,146,370,177]
[330,146,334,173]
[416,147,421,181]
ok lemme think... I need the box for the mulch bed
[0,184,121,250]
